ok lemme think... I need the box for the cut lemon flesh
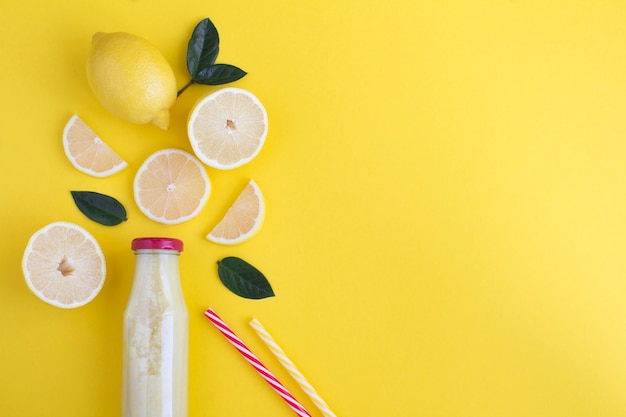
[188,87,268,170]
[22,221,106,308]
[207,179,265,245]
[62,114,128,177]
[134,148,211,224]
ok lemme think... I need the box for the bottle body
[123,238,188,417]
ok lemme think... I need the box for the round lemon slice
[188,87,268,170]
[134,148,211,224]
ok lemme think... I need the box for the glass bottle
[123,237,188,417]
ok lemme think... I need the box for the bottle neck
[129,249,184,306]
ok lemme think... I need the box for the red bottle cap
[131,237,184,252]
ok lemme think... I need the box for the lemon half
[22,222,106,308]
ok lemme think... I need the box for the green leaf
[217,257,275,300]
[71,191,127,226]
[194,64,247,85]
[186,18,220,79]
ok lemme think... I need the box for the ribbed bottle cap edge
[131,237,184,252]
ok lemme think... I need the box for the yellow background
[2,1,626,416]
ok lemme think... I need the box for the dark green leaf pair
[217,257,274,300]
[71,191,127,226]
[178,18,247,96]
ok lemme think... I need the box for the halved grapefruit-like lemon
[22,221,106,308]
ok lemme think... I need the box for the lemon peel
[86,32,177,130]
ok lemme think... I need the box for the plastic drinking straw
[204,308,311,417]
[249,318,338,417]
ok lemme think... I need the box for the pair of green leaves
[178,18,247,96]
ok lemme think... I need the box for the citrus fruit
[134,148,211,224]
[207,179,265,245]
[62,114,128,177]
[187,87,268,169]
[22,221,106,308]
[86,32,177,130]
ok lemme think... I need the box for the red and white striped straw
[204,308,311,417]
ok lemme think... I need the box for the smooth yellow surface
[2,1,626,416]
[86,31,177,129]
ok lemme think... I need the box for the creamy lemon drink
[123,238,188,417]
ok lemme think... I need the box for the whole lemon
[86,32,177,130]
